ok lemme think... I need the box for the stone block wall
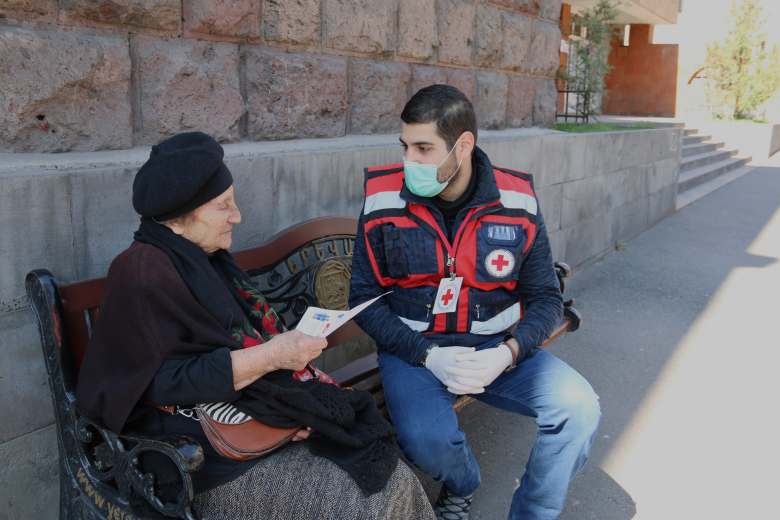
[483,129,681,266]
[0,0,564,152]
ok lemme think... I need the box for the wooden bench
[26,216,581,520]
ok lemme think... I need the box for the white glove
[424,346,483,395]
[446,344,513,391]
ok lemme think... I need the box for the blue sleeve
[511,211,564,358]
[144,347,240,406]
[349,216,433,365]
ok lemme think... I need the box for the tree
[563,0,619,119]
[704,0,780,119]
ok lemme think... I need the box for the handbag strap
[146,400,252,425]
[145,400,198,419]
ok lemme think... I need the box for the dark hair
[401,84,477,148]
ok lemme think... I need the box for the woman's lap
[193,442,434,520]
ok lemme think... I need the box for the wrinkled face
[167,186,242,253]
[400,122,462,183]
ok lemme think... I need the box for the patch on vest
[486,224,518,242]
[485,249,515,278]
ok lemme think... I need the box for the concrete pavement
[438,163,780,519]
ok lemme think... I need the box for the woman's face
[167,186,242,253]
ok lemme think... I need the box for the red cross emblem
[491,254,510,272]
[441,288,454,306]
[485,249,515,278]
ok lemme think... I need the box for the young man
[349,85,600,520]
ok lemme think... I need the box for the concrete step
[682,141,723,157]
[682,134,712,145]
[677,155,751,194]
[596,117,685,128]
[683,128,699,136]
[680,148,736,171]
[676,165,755,210]
[645,121,686,128]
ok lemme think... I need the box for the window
[622,24,631,47]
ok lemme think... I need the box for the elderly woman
[76,132,434,520]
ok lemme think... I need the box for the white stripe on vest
[364,191,406,215]
[470,302,521,335]
[399,316,429,332]
[499,190,538,215]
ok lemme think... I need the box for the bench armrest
[76,414,203,520]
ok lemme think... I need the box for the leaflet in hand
[295,291,392,338]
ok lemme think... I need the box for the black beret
[132,132,234,220]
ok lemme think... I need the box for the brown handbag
[152,367,336,461]
[152,402,301,461]
[195,406,300,461]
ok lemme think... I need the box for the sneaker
[434,486,473,520]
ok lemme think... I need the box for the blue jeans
[378,346,601,520]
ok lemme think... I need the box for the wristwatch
[420,343,439,367]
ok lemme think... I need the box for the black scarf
[134,218,252,334]
[134,219,399,495]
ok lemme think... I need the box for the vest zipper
[446,255,456,279]
[475,304,481,320]
[448,203,502,279]
[409,201,501,280]
[426,304,432,320]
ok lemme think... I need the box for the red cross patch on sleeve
[485,249,515,278]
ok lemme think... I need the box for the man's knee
[572,387,601,436]
[542,380,601,438]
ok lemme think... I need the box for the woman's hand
[292,427,312,442]
[231,330,326,390]
[266,330,327,372]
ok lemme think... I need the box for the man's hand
[424,346,484,395]
[446,344,513,390]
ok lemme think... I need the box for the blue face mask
[403,140,463,197]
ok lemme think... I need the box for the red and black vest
[360,162,540,338]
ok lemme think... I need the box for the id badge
[432,277,463,314]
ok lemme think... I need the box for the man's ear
[457,131,476,159]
